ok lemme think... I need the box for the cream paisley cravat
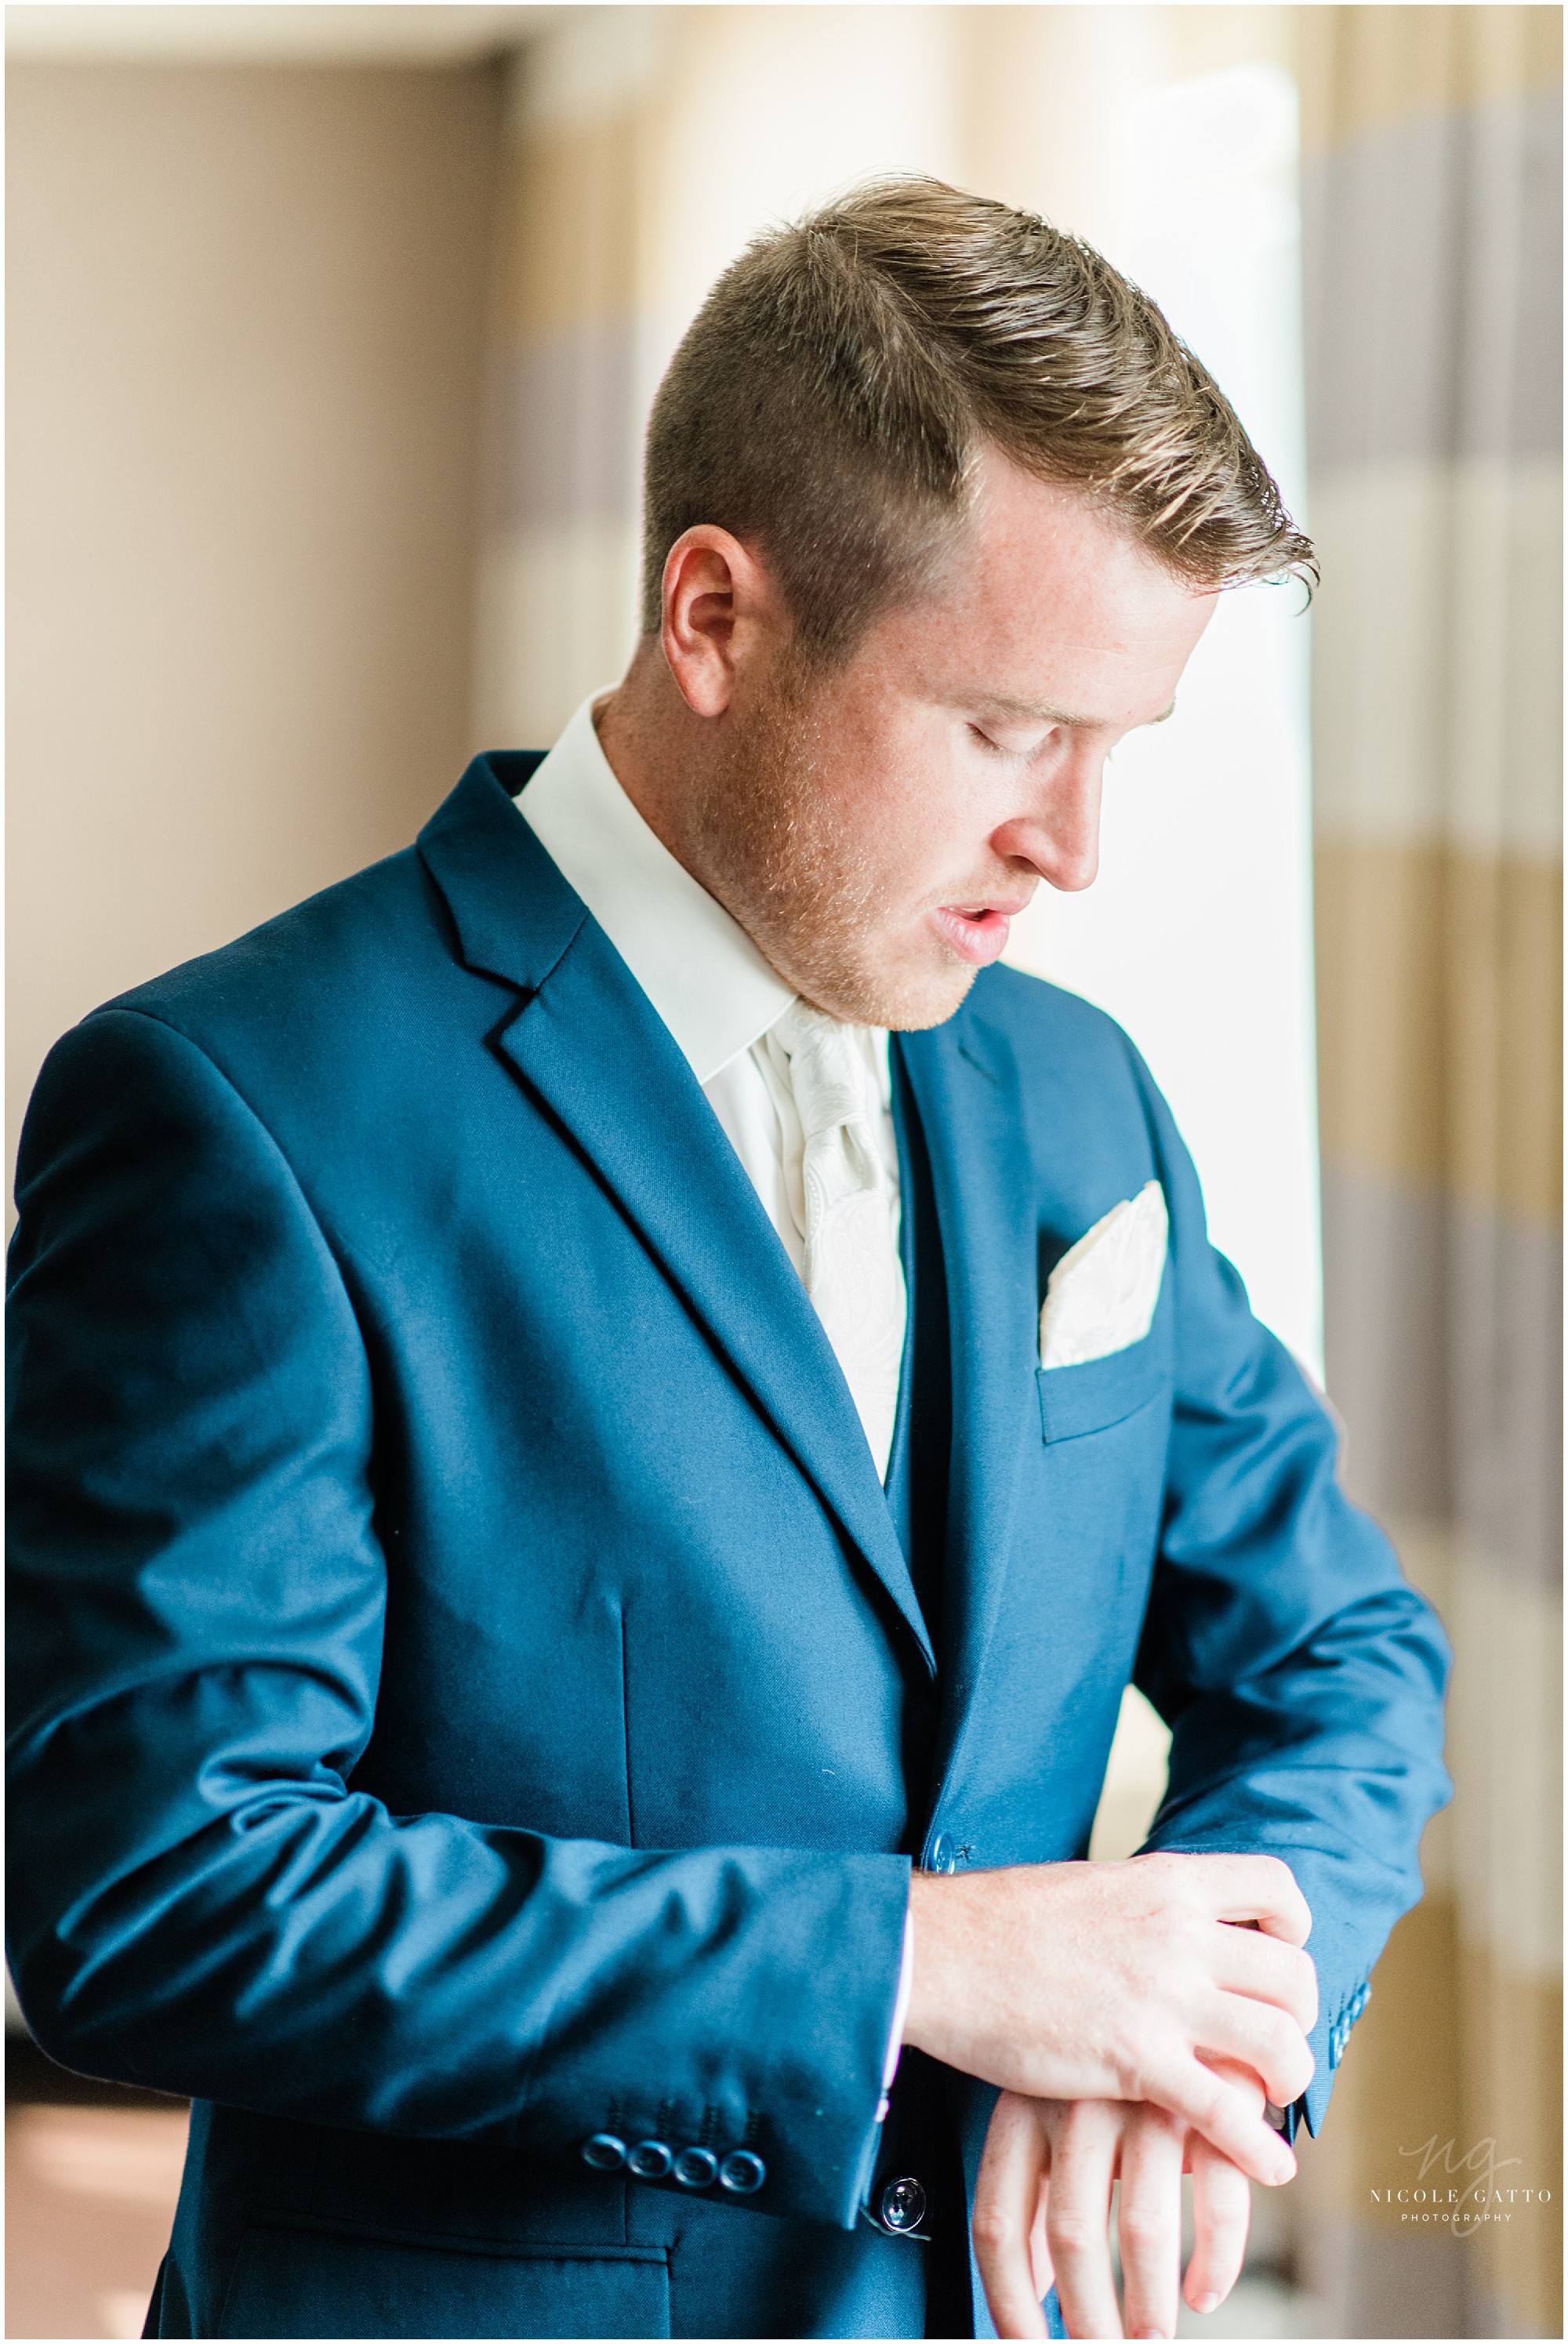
[767,1001,907,1479]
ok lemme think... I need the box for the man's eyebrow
[965,694,1178,729]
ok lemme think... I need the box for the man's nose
[991,753,1104,893]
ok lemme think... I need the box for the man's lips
[930,902,1021,967]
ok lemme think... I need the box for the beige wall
[6,60,504,1193]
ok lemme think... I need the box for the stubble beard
[682,655,976,1032]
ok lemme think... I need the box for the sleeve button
[581,2133,626,2171]
[673,2146,719,2190]
[880,2175,927,2231]
[626,2140,673,2179]
[719,2150,766,2193]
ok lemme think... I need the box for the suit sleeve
[1122,1043,1452,2136]
[5,1007,908,2226]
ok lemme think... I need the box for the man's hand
[972,2077,1265,2340]
[903,1852,1316,2186]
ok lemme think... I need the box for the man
[9,180,1448,2341]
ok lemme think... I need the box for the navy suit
[7,754,1450,2339]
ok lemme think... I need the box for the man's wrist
[900,1864,971,2063]
[878,1903,915,2117]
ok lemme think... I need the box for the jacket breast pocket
[1036,1330,1166,1444]
[216,2219,671,2340]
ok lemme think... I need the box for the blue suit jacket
[7,754,1450,2339]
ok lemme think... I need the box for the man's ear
[660,527,786,717]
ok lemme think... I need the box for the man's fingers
[1210,1926,1319,2035]
[1186,1852,1312,1947]
[1197,1994,1315,2112]
[1184,2135,1254,2316]
[1045,2099,1124,2341]
[1116,2105,1185,2342]
[1029,2178,1055,2305]
[974,2092,1051,2341]
[1142,2054,1296,2189]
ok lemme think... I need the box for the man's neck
[591,648,710,888]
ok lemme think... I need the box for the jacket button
[581,2133,626,2171]
[927,1834,956,1874]
[880,2175,927,2232]
[626,2140,672,2179]
[720,2150,766,2193]
[673,2146,719,2190]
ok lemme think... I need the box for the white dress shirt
[513,692,913,2095]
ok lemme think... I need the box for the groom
[8,180,1449,2342]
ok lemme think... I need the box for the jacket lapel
[897,1007,1039,1780]
[419,760,935,1675]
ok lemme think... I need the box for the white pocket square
[1040,1181,1168,1370]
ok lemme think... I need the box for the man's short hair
[641,176,1315,659]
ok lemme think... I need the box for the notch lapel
[897,1007,1039,1780]
[419,760,935,1675]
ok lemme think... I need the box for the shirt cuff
[876,1903,915,2119]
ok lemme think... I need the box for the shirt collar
[512,692,797,1085]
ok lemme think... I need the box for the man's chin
[767,928,980,1032]
[884,974,978,1032]
[844,955,979,1034]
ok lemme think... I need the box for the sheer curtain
[1298,9,1562,2336]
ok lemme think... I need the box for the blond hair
[642,176,1314,659]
